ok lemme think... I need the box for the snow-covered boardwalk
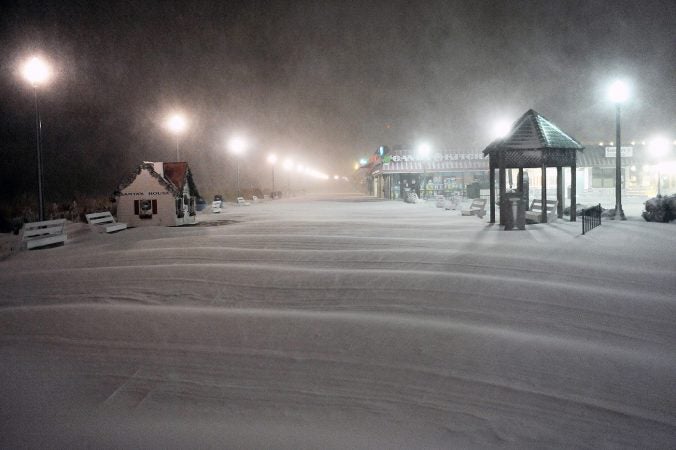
[1,194,675,448]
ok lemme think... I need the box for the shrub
[642,194,676,223]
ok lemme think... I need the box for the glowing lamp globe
[608,80,629,103]
[22,56,51,87]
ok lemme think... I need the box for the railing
[582,204,602,235]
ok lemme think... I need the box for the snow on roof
[483,109,584,154]
[117,161,195,195]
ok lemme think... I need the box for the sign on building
[605,146,633,158]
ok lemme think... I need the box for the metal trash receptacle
[503,192,526,230]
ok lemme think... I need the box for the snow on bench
[461,198,486,218]
[21,219,67,250]
[85,211,128,233]
[237,197,251,206]
[525,199,558,223]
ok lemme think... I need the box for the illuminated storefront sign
[386,153,484,163]
[604,146,633,157]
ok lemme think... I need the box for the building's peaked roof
[163,162,189,191]
[115,161,199,198]
[483,109,584,155]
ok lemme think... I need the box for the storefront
[369,149,490,200]
[363,143,674,203]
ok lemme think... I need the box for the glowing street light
[21,55,52,221]
[282,158,294,192]
[491,119,512,139]
[416,142,431,159]
[166,113,187,161]
[648,136,671,196]
[228,135,248,197]
[267,153,278,196]
[608,80,630,219]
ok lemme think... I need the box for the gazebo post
[557,167,563,219]
[541,163,547,223]
[489,157,496,223]
[499,151,506,225]
[571,160,577,222]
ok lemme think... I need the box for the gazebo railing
[581,204,602,235]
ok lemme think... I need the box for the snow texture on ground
[1,194,675,449]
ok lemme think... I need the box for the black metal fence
[582,204,602,235]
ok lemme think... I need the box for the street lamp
[283,158,294,192]
[648,136,670,196]
[417,143,432,198]
[608,80,629,220]
[22,56,51,221]
[166,113,187,161]
[267,153,277,196]
[228,136,247,197]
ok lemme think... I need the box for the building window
[592,167,624,188]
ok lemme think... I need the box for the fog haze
[1,0,674,200]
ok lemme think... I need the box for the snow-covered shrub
[642,194,676,223]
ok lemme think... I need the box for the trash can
[503,192,526,230]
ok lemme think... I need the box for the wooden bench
[85,211,128,233]
[212,200,222,213]
[461,198,486,217]
[237,197,251,206]
[525,199,558,223]
[22,219,67,249]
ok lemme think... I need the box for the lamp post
[608,80,629,220]
[267,153,277,196]
[166,113,187,161]
[417,142,431,198]
[228,136,247,197]
[283,158,294,193]
[22,56,51,221]
[649,137,670,196]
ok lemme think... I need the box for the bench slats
[22,219,67,249]
[525,200,558,223]
[85,212,127,233]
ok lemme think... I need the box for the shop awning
[377,156,489,174]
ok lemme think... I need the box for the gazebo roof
[483,109,584,155]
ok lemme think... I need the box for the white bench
[405,192,418,203]
[212,200,222,213]
[237,197,251,206]
[22,219,67,249]
[85,211,127,233]
[525,199,558,223]
[461,198,487,217]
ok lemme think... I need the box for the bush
[642,194,676,223]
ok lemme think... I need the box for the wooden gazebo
[482,109,584,225]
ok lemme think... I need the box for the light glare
[166,114,187,134]
[648,136,670,159]
[228,136,247,155]
[417,143,431,159]
[608,80,629,103]
[22,56,51,87]
[492,119,512,139]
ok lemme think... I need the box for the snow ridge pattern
[1,194,675,448]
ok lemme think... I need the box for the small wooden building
[116,161,199,227]
[482,110,584,225]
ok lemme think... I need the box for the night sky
[1,0,674,203]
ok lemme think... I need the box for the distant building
[116,161,199,227]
